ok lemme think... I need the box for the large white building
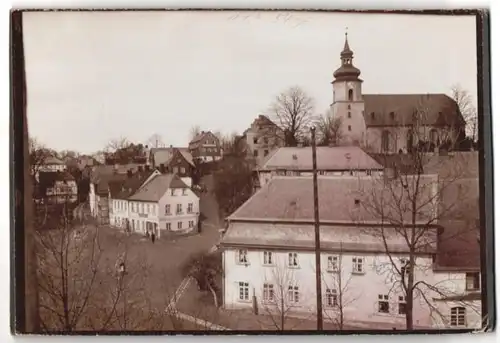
[220,176,480,329]
[109,171,200,238]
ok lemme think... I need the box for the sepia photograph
[10,8,493,334]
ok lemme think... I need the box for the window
[153,205,156,215]
[348,89,353,101]
[348,125,352,131]
[390,111,395,119]
[238,282,250,301]
[264,149,269,157]
[450,307,466,327]
[348,111,351,118]
[325,288,338,307]
[253,150,258,157]
[378,294,389,313]
[238,249,248,264]
[263,251,273,265]
[371,112,375,119]
[147,204,151,213]
[327,255,338,272]
[176,204,182,214]
[177,221,183,229]
[186,203,194,213]
[354,199,360,205]
[131,219,135,230]
[288,253,299,268]
[398,296,406,315]
[180,167,186,174]
[288,285,300,304]
[466,272,480,290]
[189,220,194,228]
[352,257,364,274]
[253,138,258,144]
[171,189,175,196]
[182,188,187,196]
[166,222,171,230]
[367,170,372,176]
[263,283,275,303]
[140,203,144,213]
[400,259,410,279]
[165,204,171,215]
[173,167,179,173]
[381,130,390,152]
[348,104,351,110]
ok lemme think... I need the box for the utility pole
[311,127,323,330]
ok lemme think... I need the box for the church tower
[330,32,366,146]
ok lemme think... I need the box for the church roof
[363,93,466,128]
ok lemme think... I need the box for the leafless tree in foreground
[316,108,343,147]
[29,137,52,178]
[354,99,479,329]
[451,84,478,142]
[268,86,315,147]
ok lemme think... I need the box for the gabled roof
[189,131,218,145]
[93,173,128,195]
[228,175,437,224]
[363,93,465,128]
[150,147,192,167]
[108,170,158,200]
[128,174,192,202]
[258,146,383,171]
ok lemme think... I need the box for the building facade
[254,146,384,190]
[220,176,481,329]
[188,131,223,163]
[243,115,285,165]
[330,34,466,154]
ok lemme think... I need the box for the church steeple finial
[342,27,352,56]
[332,28,361,82]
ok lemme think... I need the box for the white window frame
[450,307,466,327]
[352,257,365,274]
[238,282,250,302]
[263,251,274,266]
[176,203,182,214]
[398,296,406,315]
[187,203,193,213]
[165,204,171,215]
[182,188,187,195]
[166,222,171,230]
[288,285,300,304]
[237,249,249,265]
[377,294,389,313]
[262,283,275,303]
[171,189,175,196]
[465,272,480,291]
[327,255,339,273]
[177,221,183,229]
[325,288,338,308]
[288,252,299,268]
[189,220,194,228]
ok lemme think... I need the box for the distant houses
[35,171,78,205]
[188,131,223,163]
[149,146,195,186]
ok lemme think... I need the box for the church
[330,34,466,154]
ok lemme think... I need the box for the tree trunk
[206,276,218,309]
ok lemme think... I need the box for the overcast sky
[23,11,477,154]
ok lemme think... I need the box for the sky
[23,11,477,154]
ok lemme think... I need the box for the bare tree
[316,109,343,147]
[355,100,479,330]
[189,125,202,141]
[146,133,165,148]
[269,86,315,147]
[29,137,52,178]
[106,136,130,153]
[451,84,478,142]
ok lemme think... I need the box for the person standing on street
[152,231,156,243]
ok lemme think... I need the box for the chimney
[127,169,133,178]
[160,163,165,173]
[138,165,143,172]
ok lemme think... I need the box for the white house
[36,171,78,204]
[254,146,384,190]
[220,176,481,330]
[127,173,200,237]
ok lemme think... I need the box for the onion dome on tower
[333,32,362,82]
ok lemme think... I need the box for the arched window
[381,130,390,153]
[348,89,354,101]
